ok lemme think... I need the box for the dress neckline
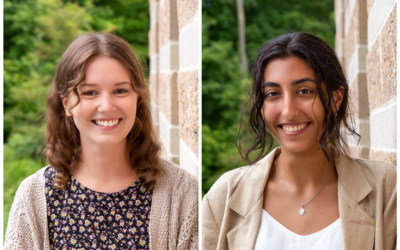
[70,174,142,195]
[262,209,341,238]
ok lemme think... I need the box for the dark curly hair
[237,32,360,164]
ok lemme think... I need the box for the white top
[254,210,343,250]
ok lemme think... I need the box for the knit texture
[5,158,199,250]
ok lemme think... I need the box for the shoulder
[158,157,198,189]
[14,167,48,201]
[154,158,198,203]
[350,157,396,191]
[338,156,396,213]
[204,165,251,202]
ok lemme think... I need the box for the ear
[61,95,72,116]
[332,86,345,113]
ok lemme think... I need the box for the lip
[277,122,310,135]
[91,118,122,130]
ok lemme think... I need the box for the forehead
[83,56,131,84]
[262,56,316,84]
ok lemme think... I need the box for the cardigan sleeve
[5,178,36,250]
[177,176,199,250]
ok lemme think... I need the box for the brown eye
[266,91,279,98]
[82,91,97,96]
[114,88,129,94]
[299,89,312,94]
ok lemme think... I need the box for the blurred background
[202,0,336,196]
[4,0,150,236]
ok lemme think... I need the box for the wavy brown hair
[237,32,360,164]
[45,33,162,190]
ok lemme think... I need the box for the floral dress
[44,167,152,250]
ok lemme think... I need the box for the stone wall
[148,0,200,178]
[335,0,397,166]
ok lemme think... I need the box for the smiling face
[261,56,326,154]
[62,56,138,147]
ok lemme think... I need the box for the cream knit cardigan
[5,159,199,250]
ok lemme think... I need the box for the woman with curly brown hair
[202,32,396,250]
[5,33,198,249]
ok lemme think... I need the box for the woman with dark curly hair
[202,32,396,250]
[6,33,198,250]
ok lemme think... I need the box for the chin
[90,136,128,147]
[279,142,317,154]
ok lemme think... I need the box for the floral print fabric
[44,167,152,250]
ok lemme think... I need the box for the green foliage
[4,0,149,237]
[202,0,335,195]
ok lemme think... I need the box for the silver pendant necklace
[275,159,334,216]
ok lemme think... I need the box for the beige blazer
[202,148,396,250]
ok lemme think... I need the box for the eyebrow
[78,81,131,88]
[262,77,317,89]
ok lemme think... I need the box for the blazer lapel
[336,153,375,250]
[224,149,375,249]
[226,148,280,250]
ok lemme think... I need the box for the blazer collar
[228,148,280,217]
[334,152,372,202]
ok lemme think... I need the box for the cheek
[309,101,326,133]
[262,103,279,130]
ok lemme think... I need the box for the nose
[97,93,116,112]
[281,94,299,119]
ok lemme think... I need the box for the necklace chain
[275,159,334,210]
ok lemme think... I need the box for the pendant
[299,206,305,216]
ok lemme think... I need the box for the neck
[72,138,140,192]
[276,146,335,192]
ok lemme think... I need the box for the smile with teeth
[280,123,309,132]
[93,119,120,127]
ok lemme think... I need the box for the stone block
[344,0,357,35]
[367,0,375,15]
[367,32,396,111]
[347,45,368,84]
[159,42,179,72]
[370,100,397,148]
[344,2,359,63]
[179,139,199,178]
[149,72,159,104]
[158,0,179,49]
[177,70,199,157]
[148,24,159,57]
[177,0,198,29]
[179,17,199,69]
[349,72,370,119]
[369,149,396,167]
[159,111,180,155]
[380,4,397,101]
[158,72,179,124]
[368,0,396,46]
[149,0,158,13]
